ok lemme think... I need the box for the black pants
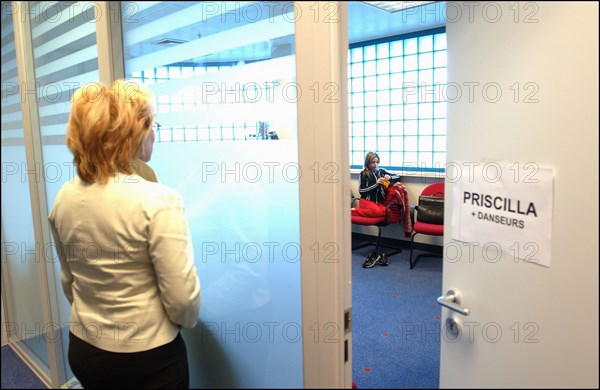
[68,332,189,389]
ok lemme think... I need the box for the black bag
[417,193,444,224]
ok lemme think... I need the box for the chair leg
[374,226,383,253]
[410,232,443,269]
[409,232,417,269]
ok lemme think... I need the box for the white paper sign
[450,161,554,267]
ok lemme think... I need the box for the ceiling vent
[152,38,188,46]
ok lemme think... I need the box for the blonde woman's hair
[66,80,155,183]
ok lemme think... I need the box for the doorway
[347,2,447,388]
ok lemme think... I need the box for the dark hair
[361,151,379,176]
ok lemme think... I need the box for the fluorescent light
[152,38,188,46]
[362,1,436,13]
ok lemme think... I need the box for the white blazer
[48,172,200,353]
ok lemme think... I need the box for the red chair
[409,182,444,269]
[351,185,404,267]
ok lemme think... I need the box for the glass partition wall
[2,1,101,386]
[2,2,351,388]
[1,3,50,383]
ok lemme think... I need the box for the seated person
[351,151,401,218]
[351,151,401,268]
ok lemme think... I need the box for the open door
[441,2,598,387]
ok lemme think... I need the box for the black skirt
[68,331,189,389]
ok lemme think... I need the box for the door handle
[437,289,470,316]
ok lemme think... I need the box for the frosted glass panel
[121,1,302,387]
[151,142,302,387]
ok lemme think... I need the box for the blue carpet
[1,345,47,389]
[352,244,442,389]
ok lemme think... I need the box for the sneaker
[378,252,389,266]
[362,252,378,268]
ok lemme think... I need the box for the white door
[441,2,598,387]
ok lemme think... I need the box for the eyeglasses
[152,122,161,133]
